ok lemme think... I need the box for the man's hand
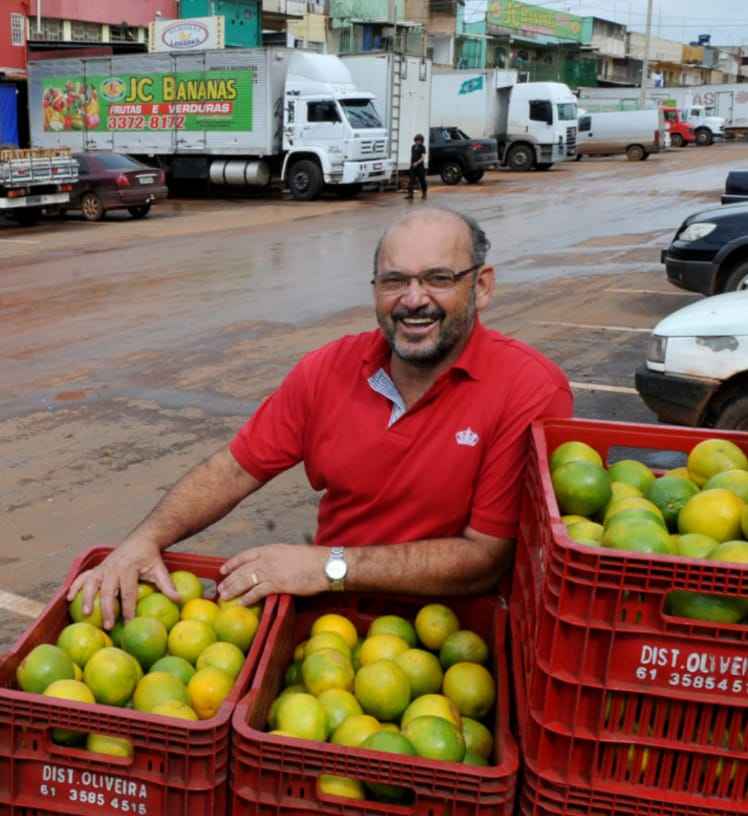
[66,539,181,629]
[218,544,328,606]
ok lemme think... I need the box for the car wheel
[715,396,748,431]
[464,169,484,184]
[670,133,684,148]
[536,163,553,171]
[81,192,105,222]
[723,260,748,292]
[128,203,152,219]
[288,160,323,201]
[506,144,535,171]
[440,162,463,185]
[626,144,646,161]
[695,128,713,146]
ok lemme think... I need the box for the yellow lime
[394,649,443,697]
[317,775,365,800]
[688,439,748,487]
[196,641,244,680]
[69,591,120,630]
[137,583,155,601]
[170,571,203,605]
[268,686,306,729]
[678,489,745,542]
[302,649,354,695]
[439,630,488,668]
[567,520,604,544]
[368,615,417,647]
[168,619,217,665]
[705,469,748,502]
[87,733,133,758]
[610,481,643,502]
[311,614,358,649]
[151,700,199,720]
[56,622,107,668]
[359,634,409,666]
[181,598,220,627]
[188,667,233,719]
[133,671,189,712]
[136,593,180,632]
[121,616,168,669]
[401,694,461,729]
[402,715,466,762]
[304,631,351,659]
[607,460,655,494]
[294,640,307,662]
[44,679,95,745]
[73,663,83,681]
[415,604,459,651]
[276,692,327,740]
[354,660,411,722]
[443,662,495,718]
[462,717,493,759]
[361,731,417,802]
[150,655,196,685]
[709,540,748,563]
[331,714,381,746]
[317,688,362,733]
[84,647,139,706]
[550,441,603,471]
[214,606,259,652]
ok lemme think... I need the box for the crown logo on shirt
[456,427,479,447]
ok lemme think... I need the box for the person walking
[406,134,428,201]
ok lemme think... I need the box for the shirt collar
[362,318,487,382]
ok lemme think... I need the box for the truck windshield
[557,103,578,121]
[339,99,383,129]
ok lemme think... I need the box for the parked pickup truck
[0,146,78,225]
[722,170,748,205]
[428,127,498,185]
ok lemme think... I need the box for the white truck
[0,147,78,226]
[431,70,578,171]
[27,48,393,201]
[578,88,727,145]
[341,53,432,176]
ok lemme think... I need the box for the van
[576,109,663,161]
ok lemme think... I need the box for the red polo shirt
[229,319,572,546]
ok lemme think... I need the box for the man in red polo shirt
[69,208,572,628]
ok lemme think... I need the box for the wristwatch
[324,546,347,591]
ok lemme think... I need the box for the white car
[636,291,748,429]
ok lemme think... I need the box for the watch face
[326,559,347,581]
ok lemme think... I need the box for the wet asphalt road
[0,142,741,646]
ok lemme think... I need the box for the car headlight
[647,334,668,364]
[678,222,717,242]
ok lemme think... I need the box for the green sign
[486,0,583,42]
[41,69,253,132]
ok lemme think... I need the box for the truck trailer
[431,70,578,171]
[0,147,78,225]
[28,48,394,201]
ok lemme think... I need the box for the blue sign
[459,76,484,95]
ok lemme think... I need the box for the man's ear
[475,265,496,310]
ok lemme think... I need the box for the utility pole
[639,0,654,108]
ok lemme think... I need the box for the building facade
[581,16,641,86]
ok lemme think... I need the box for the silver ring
[250,572,259,587]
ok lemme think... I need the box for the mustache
[391,307,445,321]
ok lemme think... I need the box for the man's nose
[400,278,431,309]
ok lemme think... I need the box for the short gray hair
[373,207,491,274]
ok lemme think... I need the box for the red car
[663,107,695,148]
[65,151,168,221]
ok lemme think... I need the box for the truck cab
[282,54,393,199]
[663,107,695,149]
[684,104,725,146]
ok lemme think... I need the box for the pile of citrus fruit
[16,570,260,756]
[266,605,496,804]
[550,438,748,623]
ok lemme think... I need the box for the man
[69,208,572,628]
[407,134,428,201]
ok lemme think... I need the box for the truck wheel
[81,192,105,222]
[288,160,323,201]
[506,144,534,171]
[716,396,748,431]
[626,144,646,161]
[128,203,152,219]
[536,163,553,171]
[723,260,748,292]
[695,128,713,146]
[464,169,484,184]
[670,133,684,148]
[9,207,42,226]
[440,162,463,185]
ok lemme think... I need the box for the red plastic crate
[516,418,748,705]
[230,591,519,816]
[0,546,275,816]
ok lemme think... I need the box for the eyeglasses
[371,264,481,295]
